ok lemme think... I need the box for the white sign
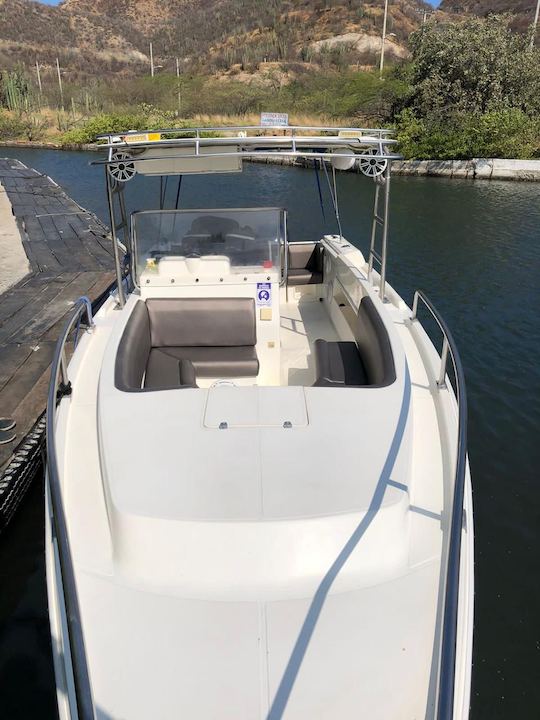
[256,282,272,306]
[260,112,289,127]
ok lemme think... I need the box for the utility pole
[35,60,42,94]
[530,0,540,50]
[379,0,389,79]
[176,57,181,115]
[150,42,154,77]
[56,57,64,111]
[415,7,433,47]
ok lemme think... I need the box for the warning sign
[256,282,272,306]
[260,112,289,127]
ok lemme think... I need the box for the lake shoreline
[1,140,539,181]
[248,155,540,182]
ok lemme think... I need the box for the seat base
[150,346,259,379]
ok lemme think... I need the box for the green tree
[405,15,540,119]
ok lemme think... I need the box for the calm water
[1,149,539,719]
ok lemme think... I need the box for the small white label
[260,112,289,127]
[257,282,272,306]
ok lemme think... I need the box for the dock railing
[411,290,469,720]
[46,296,95,720]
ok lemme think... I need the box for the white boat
[45,126,473,720]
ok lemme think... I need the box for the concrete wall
[250,155,540,181]
[391,158,540,181]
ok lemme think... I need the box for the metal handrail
[96,124,395,143]
[411,290,468,720]
[46,296,95,720]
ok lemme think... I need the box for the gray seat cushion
[287,268,323,285]
[353,297,395,386]
[313,340,367,387]
[145,351,198,390]
[146,297,256,347]
[115,301,151,391]
[153,346,259,378]
[287,243,324,286]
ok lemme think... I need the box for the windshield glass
[132,208,285,285]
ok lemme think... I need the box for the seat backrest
[115,301,151,391]
[146,297,256,348]
[354,297,396,387]
[288,242,323,272]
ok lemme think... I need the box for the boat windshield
[132,208,285,285]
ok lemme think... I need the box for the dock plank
[0,274,78,344]
[0,157,116,477]
[11,272,104,344]
[0,344,55,469]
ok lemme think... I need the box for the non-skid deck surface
[0,158,114,471]
[280,297,340,386]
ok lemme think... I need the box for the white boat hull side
[45,240,474,719]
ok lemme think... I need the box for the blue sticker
[257,282,272,306]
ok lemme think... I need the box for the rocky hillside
[2,0,536,81]
[439,0,538,33]
[0,0,433,76]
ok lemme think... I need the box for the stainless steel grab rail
[411,290,469,720]
[46,296,95,720]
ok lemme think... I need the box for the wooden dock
[0,158,115,526]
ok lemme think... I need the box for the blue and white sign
[260,112,289,128]
[256,282,272,306]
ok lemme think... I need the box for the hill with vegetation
[0,0,433,77]
[439,0,538,33]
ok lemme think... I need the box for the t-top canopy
[92,125,401,179]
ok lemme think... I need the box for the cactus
[1,68,31,111]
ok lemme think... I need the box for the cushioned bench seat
[287,242,324,286]
[146,346,259,380]
[115,297,259,392]
[313,296,396,388]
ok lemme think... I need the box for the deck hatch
[203,386,308,429]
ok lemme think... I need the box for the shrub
[60,112,148,145]
[405,15,540,119]
[20,111,49,141]
[395,108,540,160]
[0,111,25,140]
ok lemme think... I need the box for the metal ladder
[367,165,391,301]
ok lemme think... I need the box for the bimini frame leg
[380,165,391,302]
[105,169,126,308]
